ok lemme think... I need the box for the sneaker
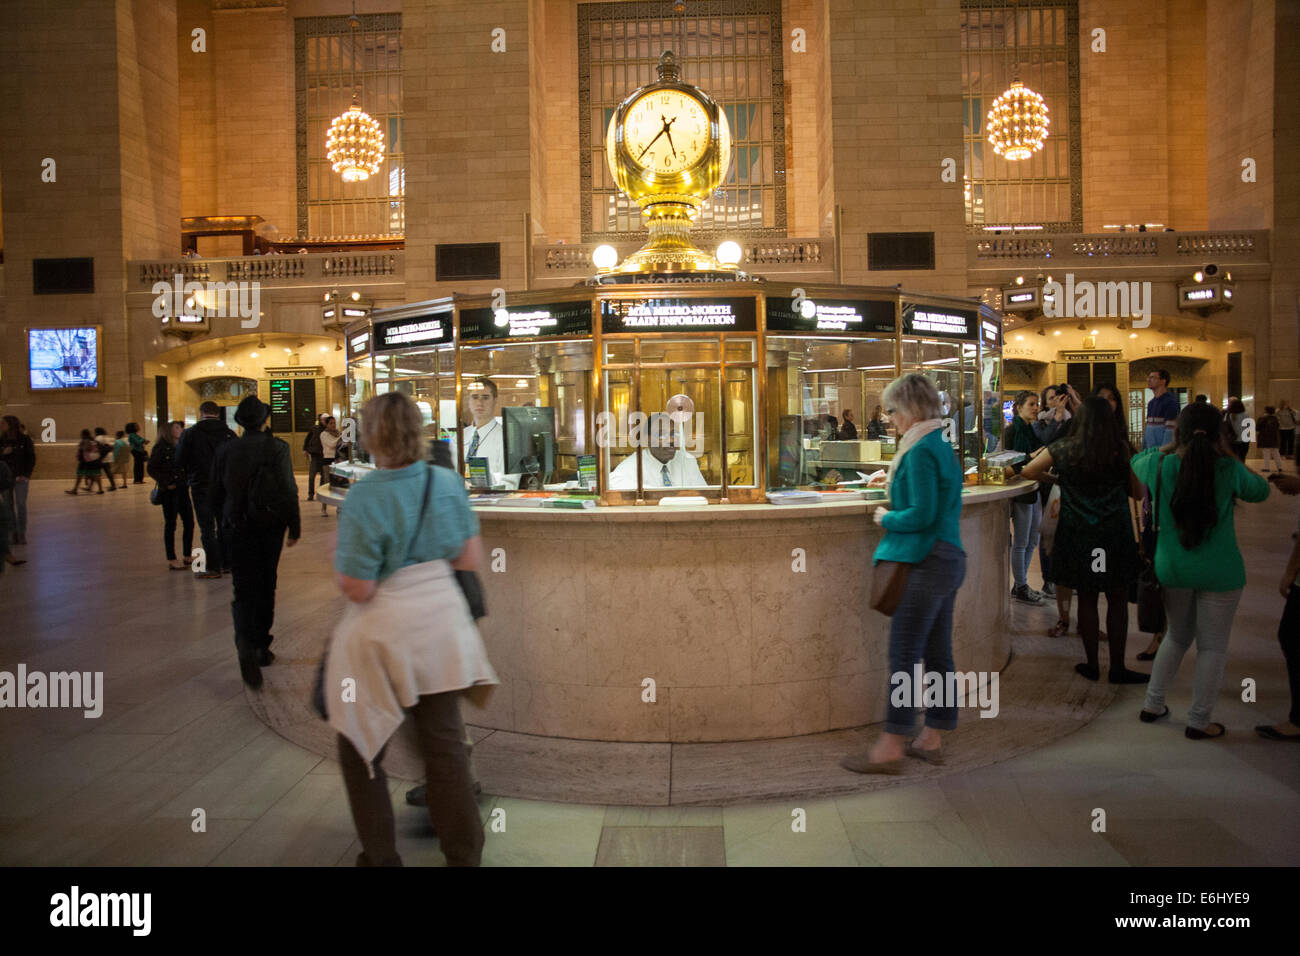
[1013,584,1043,604]
[1041,582,1056,597]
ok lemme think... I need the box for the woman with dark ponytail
[1132,403,1270,739]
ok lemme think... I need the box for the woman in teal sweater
[842,373,965,774]
[1134,402,1270,738]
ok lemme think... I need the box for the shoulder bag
[1134,454,1166,633]
[870,561,910,616]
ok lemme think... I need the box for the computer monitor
[502,406,556,490]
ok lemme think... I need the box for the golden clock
[604,50,733,274]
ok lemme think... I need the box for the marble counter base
[465,496,1012,742]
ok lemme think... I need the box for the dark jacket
[1257,414,1280,449]
[866,418,886,440]
[147,440,185,487]
[0,433,36,479]
[1007,416,1043,504]
[303,424,324,457]
[839,419,858,440]
[210,429,301,539]
[176,417,237,490]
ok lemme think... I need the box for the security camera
[1203,264,1219,277]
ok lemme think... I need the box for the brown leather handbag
[870,561,912,616]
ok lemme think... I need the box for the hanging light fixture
[987,2,1050,162]
[326,7,385,183]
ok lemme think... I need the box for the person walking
[68,429,104,495]
[1277,399,1296,462]
[1006,390,1045,604]
[1134,403,1270,739]
[176,402,237,579]
[1019,397,1148,683]
[111,431,130,488]
[318,416,342,516]
[1143,369,1179,451]
[0,416,35,545]
[126,422,149,484]
[0,460,23,571]
[327,391,496,864]
[303,413,328,502]
[148,421,195,570]
[1257,406,1282,473]
[1225,397,1249,462]
[209,395,300,689]
[842,373,965,774]
[93,427,118,491]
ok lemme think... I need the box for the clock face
[623,89,711,175]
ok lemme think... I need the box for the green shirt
[873,429,964,565]
[1131,448,1269,591]
[334,462,479,583]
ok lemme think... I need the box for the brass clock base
[610,202,723,274]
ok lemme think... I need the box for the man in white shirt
[609,412,708,490]
[462,377,519,489]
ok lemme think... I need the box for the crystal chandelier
[327,95,385,182]
[326,9,384,183]
[986,3,1049,162]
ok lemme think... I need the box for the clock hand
[637,128,666,160]
[660,115,678,157]
[664,128,677,157]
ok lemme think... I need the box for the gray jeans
[1143,587,1242,730]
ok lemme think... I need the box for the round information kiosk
[328,51,1028,743]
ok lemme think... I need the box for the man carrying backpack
[303,413,328,502]
[176,401,237,579]
[210,395,301,689]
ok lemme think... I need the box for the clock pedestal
[613,202,723,274]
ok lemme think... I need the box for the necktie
[661,464,672,487]
[467,430,480,458]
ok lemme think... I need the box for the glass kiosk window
[765,336,897,489]
[458,341,594,491]
[900,338,969,468]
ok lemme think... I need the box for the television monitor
[1002,399,1015,426]
[28,327,100,390]
[502,406,556,490]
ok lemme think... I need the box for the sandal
[1048,619,1068,638]
[1185,722,1226,740]
[1139,705,1170,723]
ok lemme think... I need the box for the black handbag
[1134,454,1166,634]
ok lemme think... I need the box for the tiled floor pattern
[1,478,1298,865]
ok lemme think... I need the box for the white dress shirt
[462,417,519,489]
[608,448,708,490]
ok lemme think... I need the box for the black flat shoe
[1135,650,1156,661]
[258,648,275,667]
[1139,705,1170,723]
[1185,722,1225,740]
[1255,725,1300,741]
[1109,669,1150,685]
[1074,662,1100,681]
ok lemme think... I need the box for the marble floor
[1,477,1298,866]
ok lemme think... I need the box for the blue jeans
[1010,498,1041,589]
[884,540,968,736]
[1143,587,1242,730]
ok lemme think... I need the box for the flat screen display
[28,327,99,389]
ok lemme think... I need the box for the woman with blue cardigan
[843,373,966,774]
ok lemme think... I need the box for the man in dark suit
[176,401,237,578]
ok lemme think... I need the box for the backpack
[245,442,293,530]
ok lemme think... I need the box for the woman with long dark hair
[1020,396,1147,682]
[1133,403,1270,738]
[148,420,195,570]
[1006,390,1045,604]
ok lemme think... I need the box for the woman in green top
[842,373,965,775]
[1133,403,1270,739]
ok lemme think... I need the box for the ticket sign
[601,297,758,333]
[374,313,453,351]
[460,301,593,340]
[765,297,895,334]
[902,304,979,340]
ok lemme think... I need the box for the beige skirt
[325,559,498,770]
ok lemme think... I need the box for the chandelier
[326,8,384,183]
[327,95,385,182]
[986,81,1049,161]
[986,2,1049,162]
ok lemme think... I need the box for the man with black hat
[209,394,301,688]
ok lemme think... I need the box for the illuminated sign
[1006,291,1035,304]
[601,297,757,333]
[374,314,453,350]
[269,379,293,433]
[349,332,369,354]
[981,319,1002,349]
[461,301,592,340]
[764,297,895,334]
[1182,288,1215,302]
[902,304,978,339]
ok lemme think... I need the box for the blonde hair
[881,372,945,421]
[361,392,423,466]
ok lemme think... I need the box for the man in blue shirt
[1143,369,1180,450]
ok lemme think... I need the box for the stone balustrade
[969,230,1268,270]
[533,237,836,280]
[130,251,404,291]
